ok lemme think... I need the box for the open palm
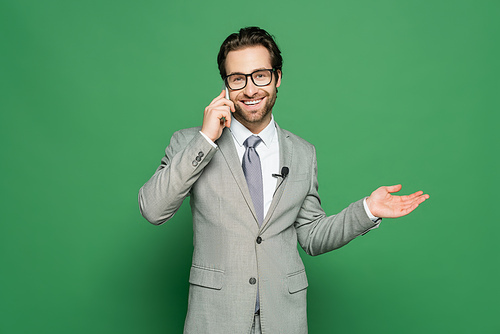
[366,184,429,218]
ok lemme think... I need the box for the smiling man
[138,27,429,334]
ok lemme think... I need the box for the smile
[242,99,263,106]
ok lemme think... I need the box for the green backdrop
[1,0,498,333]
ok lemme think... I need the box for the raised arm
[138,90,234,225]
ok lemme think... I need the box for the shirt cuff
[363,197,380,222]
[199,131,218,148]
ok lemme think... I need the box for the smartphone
[222,83,230,99]
[221,83,229,123]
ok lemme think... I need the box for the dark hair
[217,27,283,79]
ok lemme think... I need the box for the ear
[275,69,282,88]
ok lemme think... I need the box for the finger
[208,90,226,106]
[385,184,402,194]
[220,117,232,129]
[401,190,424,202]
[409,190,424,198]
[219,94,235,112]
[415,194,429,204]
[226,99,235,113]
[210,95,235,112]
[401,195,428,213]
[205,105,231,125]
[214,107,231,125]
[218,87,235,112]
[213,106,231,120]
[408,193,429,204]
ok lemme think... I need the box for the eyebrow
[227,67,270,76]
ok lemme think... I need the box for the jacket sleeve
[138,130,217,225]
[294,146,380,256]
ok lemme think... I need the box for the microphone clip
[272,166,289,179]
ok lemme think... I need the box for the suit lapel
[260,124,292,231]
[216,128,259,224]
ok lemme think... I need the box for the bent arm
[138,130,217,225]
[294,148,379,256]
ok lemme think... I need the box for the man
[138,27,429,334]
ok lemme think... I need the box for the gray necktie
[243,135,264,313]
[242,136,264,225]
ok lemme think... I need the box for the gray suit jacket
[138,124,378,334]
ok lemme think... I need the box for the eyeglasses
[224,69,276,90]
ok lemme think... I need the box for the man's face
[225,46,281,130]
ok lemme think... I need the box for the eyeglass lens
[227,70,273,90]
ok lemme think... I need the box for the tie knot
[244,136,262,149]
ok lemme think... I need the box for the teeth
[243,99,262,105]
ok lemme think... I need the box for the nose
[243,78,258,97]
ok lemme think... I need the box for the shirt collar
[229,115,277,148]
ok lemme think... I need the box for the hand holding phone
[200,87,234,142]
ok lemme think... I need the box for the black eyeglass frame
[224,68,277,91]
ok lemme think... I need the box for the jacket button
[249,277,256,285]
[256,236,262,244]
[192,161,198,167]
[198,151,204,157]
[195,155,202,162]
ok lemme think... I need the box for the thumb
[385,184,402,193]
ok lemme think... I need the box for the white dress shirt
[227,115,280,217]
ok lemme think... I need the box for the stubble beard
[233,89,277,127]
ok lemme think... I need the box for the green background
[1,0,498,333]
